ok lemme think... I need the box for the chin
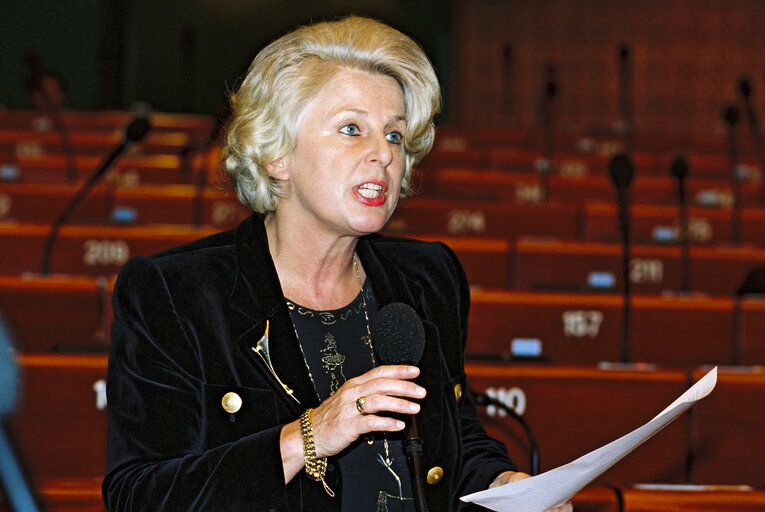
[348,213,390,235]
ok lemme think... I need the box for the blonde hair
[223,16,441,213]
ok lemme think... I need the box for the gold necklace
[287,253,390,463]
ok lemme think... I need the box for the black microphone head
[670,155,690,183]
[618,44,630,62]
[124,116,151,143]
[608,152,635,190]
[738,76,752,100]
[722,103,740,127]
[371,302,426,366]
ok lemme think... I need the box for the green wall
[0,1,451,119]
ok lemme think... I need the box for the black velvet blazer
[103,214,515,511]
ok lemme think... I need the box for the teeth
[358,183,383,199]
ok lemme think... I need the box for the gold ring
[355,396,367,415]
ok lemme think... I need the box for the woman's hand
[490,471,573,512]
[280,365,425,482]
[310,365,425,458]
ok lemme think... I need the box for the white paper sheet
[461,367,717,512]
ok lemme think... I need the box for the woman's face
[271,68,406,239]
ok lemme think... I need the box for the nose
[367,132,393,167]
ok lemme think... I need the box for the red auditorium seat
[739,298,765,365]
[690,366,765,486]
[0,129,190,157]
[0,478,105,512]
[9,354,109,480]
[622,485,765,511]
[583,202,735,245]
[465,363,690,484]
[0,109,215,139]
[0,223,219,276]
[0,275,108,352]
[6,153,187,185]
[513,238,765,296]
[432,168,762,208]
[467,290,737,366]
[0,182,250,227]
[415,235,513,289]
[385,197,579,240]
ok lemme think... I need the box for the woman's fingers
[309,365,426,458]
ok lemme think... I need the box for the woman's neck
[264,213,366,310]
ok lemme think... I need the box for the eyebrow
[329,107,406,124]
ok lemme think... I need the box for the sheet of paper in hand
[461,367,718,512]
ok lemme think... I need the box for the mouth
[357,182,384,199]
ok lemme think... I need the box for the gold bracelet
[299,408,335,497]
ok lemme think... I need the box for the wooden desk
[468,290,737,366]
[465,363,690,484]
[690,367,765,486]
[10,354,109,480]
[386,197,579,240]
[0,223,220,276]
[0,275,108,352]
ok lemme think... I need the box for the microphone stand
[670,156,691,293]
[539,64,558,202]
[40,116,151,275]
[737,77,765,207]
[609,153,635,363]
[722,103,741,245]
[472,390,540,476]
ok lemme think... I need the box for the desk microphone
[371,302,428,512]
[609,152,635,362]
[670,156,691,293]
[722,103,742,245]
[40,114,151,275]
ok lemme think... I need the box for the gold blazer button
[426,466,443,485]
[222,392,242,414]
[453,383,463,402]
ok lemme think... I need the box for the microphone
[616,43,634,148]
[670,156,691,293]
[608,152,635,362]
[0,316,42,512]
[722,102,742,245]
[40,114,151,275]
[737,76,765,207]
[471,390,540,476]
[371,302,428,512]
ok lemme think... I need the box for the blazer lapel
[229,215,320,411]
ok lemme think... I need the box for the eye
[386,131,403,144]
[340,124,360,136]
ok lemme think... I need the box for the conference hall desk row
[5,173,763,233]
[0,182,250,228]
[6,356,763,489]
[387,198,765,247]
[4,181,765,247]
[2,211,764,297]
[2,273,764,367]
[419,145,764,182]
[2,484,764,512]
[0,110,215,136]
[429,168,763,208]
[1,151,218,186]
[0,128,194,161]
[432,125,765,157]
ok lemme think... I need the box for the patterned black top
[287,280,415,512]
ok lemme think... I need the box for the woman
[103,16,571,512]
